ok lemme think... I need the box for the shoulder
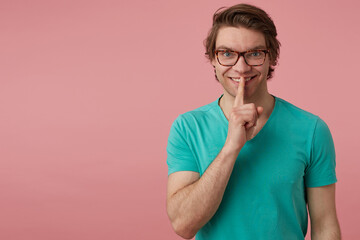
[173,97,221,127]
[273,96,334,144]
[275,97,319,122]
[274,96,325,130]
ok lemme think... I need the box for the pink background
[1,0,359,239]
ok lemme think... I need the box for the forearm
[167,145,239,238]
[311,220,341,240]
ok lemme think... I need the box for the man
[166,4,341,240]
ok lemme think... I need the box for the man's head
[205,4,280,80]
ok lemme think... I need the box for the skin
[167,26,340,239]
[308,184,341,239]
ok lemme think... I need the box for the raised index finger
[233,78,245,107]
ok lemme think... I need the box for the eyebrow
[216,45,267,51]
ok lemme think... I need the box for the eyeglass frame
[214,49,269,67]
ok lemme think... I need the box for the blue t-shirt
[166,95,337,240]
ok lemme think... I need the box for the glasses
[215,49,269,66]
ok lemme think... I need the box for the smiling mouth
[230,76,256,82]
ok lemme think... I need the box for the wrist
[222,141,242,157]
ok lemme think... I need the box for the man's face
[212,26,271,102]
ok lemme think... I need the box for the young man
[166,4,340,240]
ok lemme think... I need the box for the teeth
[231,77,252,82]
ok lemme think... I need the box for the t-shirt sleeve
[166,115,199,176]
[304,117,337,187]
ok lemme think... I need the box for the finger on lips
[232,78,263,130]
[234,77,245,107]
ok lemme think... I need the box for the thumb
[257,106,264,116]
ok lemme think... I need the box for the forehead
[215,26,266,51]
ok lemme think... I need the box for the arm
[307,184,341,240]
[167,145,239,239]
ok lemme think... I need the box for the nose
[232,56,251,73]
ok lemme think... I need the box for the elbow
[171,220,197,239]
[167,199,198,239]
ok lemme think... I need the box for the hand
[225,78,263,151]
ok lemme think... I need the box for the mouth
[230,76,256,85]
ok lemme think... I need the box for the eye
[222,51,236,58]
[250,51,261,57]
[245,51,265,59]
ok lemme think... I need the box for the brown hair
[205,4,281,80]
